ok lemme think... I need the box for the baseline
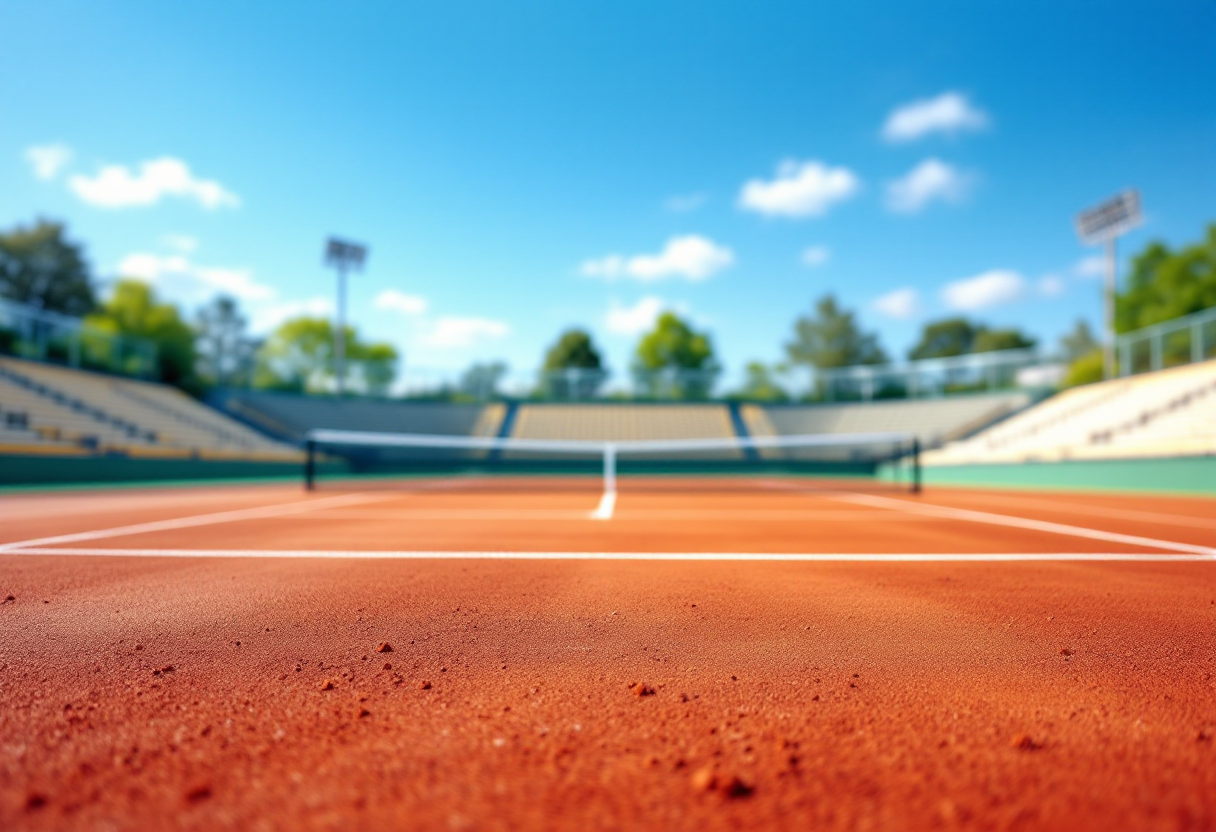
[3,548,1213,562]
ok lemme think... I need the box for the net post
[910,436,921,494]
[603,443,617,494]
[305,438,316,491]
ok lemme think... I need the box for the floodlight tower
[324,237,368,396]
[1074,190,1142,380]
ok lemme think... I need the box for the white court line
[1,548,1212,562]
[591,490,617,520]
[767,483,1216,557]
[0,492,397,553]
[298,508,931,522]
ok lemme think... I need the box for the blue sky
[2,0,1214,385]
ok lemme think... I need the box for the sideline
[767,483,1216,557]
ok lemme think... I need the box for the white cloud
[941,269,1026,311]
[1074,255,1106,278]
[117,252,273,303]
[1038,274,1066,297]
[25,143,73,180]
[250,297,334,333]
[882,92,989,143]
[606,296,666,336]
[373,288,428,316]
[885,158,971,214]
[161,234,198,254]
[422,316,510,349]
[800,245,831,267]
[69,157,240,209]
[873,287,920,320]
[738,160,860,218]
[666,192,706,212]
[580,235,734,282]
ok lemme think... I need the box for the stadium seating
[926,358,1216,463]
[744,392,1031,449]
[213,390,506,442]
[0,357,298,459]
[507,403,740,458]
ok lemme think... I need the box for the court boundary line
[0,491,410,553]
[765,482,1216,557]
[2,547,1212,562]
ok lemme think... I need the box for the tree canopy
[785,295,886,369]
[909,317,1036,360]
[195,295,258,388]
[0,219,95,315]
[633,311,718,399]
[253,316,398,395]
[1117,224,1216,333]
[543,329,603,370]
[86,280,196,386]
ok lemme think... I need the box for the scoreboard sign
[1075,190,1142,245]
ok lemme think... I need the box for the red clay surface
[1,477,1215,830]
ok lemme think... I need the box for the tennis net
[303,428,921,494]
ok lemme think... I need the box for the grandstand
[0,356,298,460]
[742,392,1030,449]
[926,358,1216,464]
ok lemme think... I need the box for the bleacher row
[3,354,1214,472]
[0,357,299,460]
[925,357,1216,464]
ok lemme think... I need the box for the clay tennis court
[2,476,1215,830]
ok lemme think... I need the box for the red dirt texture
[0,479,1214,830]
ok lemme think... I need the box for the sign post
[1074,190,1142,380]
[324,237,368,396]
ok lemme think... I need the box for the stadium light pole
[1074,190,1141,380]
[324,237,368,396]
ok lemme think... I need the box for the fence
[1117,305,1216,376]
[0,297,159,379]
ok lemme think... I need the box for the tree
[254,316,398,395]
[0,219,95,315]
[1117,225,1216,333]
[909,317,1036,359]
[459,361,508,401]
[195,295,258,388]
[1059,320,1099,363]
[85,280,196,386]
[973,327,1036,353]
[785,295,886,369]
[543,329,603,370]
[732,361,790,402]
[908,317,976,360]
[634,311,718,399]
[541,328,604,399]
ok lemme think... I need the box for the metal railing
[0,297,159,379]
[1116,305,1216,376]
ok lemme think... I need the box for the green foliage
[195,295,258,388]
[785,295,886,369]
[910,317,1035,359]
[543,329,603,370]
[541,328,604,399]
[1117,224,1216,333]
[459,361,508,400]
[732,361,790,402]
[0,219,95,315]
[973,327,1036,353]
[1059,319,1100,363]
[1064,349,1105,388]
[634,312,718,400]
[254,316,398,394]
[86,280,196,386]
